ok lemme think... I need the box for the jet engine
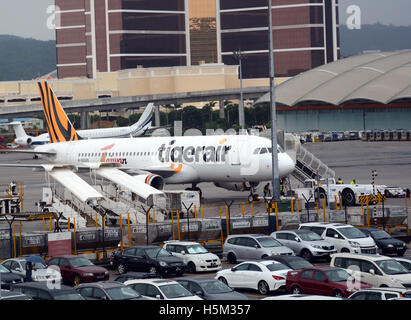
[14,136,32,146]
[133,173,165,190]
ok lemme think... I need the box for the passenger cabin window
[259,148,268,154]
[253,148,260,155]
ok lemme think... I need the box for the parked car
[348,287,411,300]
[10,282,85,300]
[110,245,186,276]
[271,229,336,261]
[46,255,109,285]
[285,266,372,298]
[163,240,222,273]
[361,228,407,256]
[394,257,411,271]
[175,277,249,300]
[114,272,161,283]
[215,260,292,295]
[2,258,62,283]
[331,253,411,288]
[0,264,24,290]
[299,223,377,254]
[0,289,31,300]
[124,279,203,300]
[75,281,144,300]
[262,255,314,270]
[222,234,294,264]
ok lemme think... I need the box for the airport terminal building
[55,0,339,79]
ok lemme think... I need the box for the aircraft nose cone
[280,153,295,177]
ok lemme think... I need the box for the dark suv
[110,245,186,276]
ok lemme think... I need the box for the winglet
[37,81,81,143]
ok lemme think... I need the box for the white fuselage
[34,135,295,185]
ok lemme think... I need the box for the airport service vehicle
[361,228,407,256]
[222,234,294,264]
[331,253,411,288]
[348,287,411,300]
[285,266,372,298]
[299,223,377,254]
[0,81,295,208]
[124,279,203,300]
[75,281,145,300]
[271,229,336,261]
[0,264,24,290]
[110,245,186,276]
[175,277,249,300]
[304,178,375,206]
[10,282,85,300]
[375,185,410,198]
[262,255,314,270]
[9,103,154,147]
[46,255,109,285]
[1,258,62,283]
[163,240,222,273]
[215,260,292,295]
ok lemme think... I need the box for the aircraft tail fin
[9,122,28,139]
[37,81,81,143]
[130,103,154,135]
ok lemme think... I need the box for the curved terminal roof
[256,50,411,107]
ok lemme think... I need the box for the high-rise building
[55,0,339,79]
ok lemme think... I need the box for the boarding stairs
[52,197,87,228]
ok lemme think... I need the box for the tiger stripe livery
[37,81,81,143]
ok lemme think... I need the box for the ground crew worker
[263,183,271,197]
[350,179,356,185]
[280,179,285,196]
[337,178,343,184]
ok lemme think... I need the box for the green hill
[0,35,56,81]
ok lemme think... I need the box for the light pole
[268,0,281,201]
[233,50,246,130]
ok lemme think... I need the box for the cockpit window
[259,148,268,154]
[277,146,284,153]
[253,148,260,155]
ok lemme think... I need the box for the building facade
[55,0,339,79]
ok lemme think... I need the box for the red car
[286,266,372,298]
[47,255,109,286]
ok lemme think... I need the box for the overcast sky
[0,0,410,41]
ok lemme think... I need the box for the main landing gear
[185,184,202,199]
[246,182,260,202]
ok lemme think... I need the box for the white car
[124,279,203,300]
[215,260,292,295]
[1,258,62,284]
[299,223,377,254]
[163,241,222,273]
[331,253,411,288]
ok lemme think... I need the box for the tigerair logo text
[158,140,231,163]
[99,152,128,165]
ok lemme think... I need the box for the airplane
[9,102,155,147]
[0,81,295,204]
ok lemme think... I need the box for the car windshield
[53,293,85,300]
[186,245,208,254]
[160,284,194,299]
[257,237,282,248]
[201,280,233,294]
[376,259,410,275]
[370,230,391,240]
[0,264,10,273]
[288,259,313,270]
[298,232,323,241]
[69,257,94,267]
[265,263,289,272]
[106,286,141,300]
[324,269,351,282]
[21,261,46,270]
[145,248,172,258]
[337,227,366,239]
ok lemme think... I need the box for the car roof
[49,255,85,259]
[227,234,265,238]
[174,277,217,283]
[163,241,200,246]
[124,278,177,286]
[355,287,411,294]
[11,282,76,293]
[0,289,28,298]
[333,253,391,261]
[76,281,124,289]
[125,245,161,250]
